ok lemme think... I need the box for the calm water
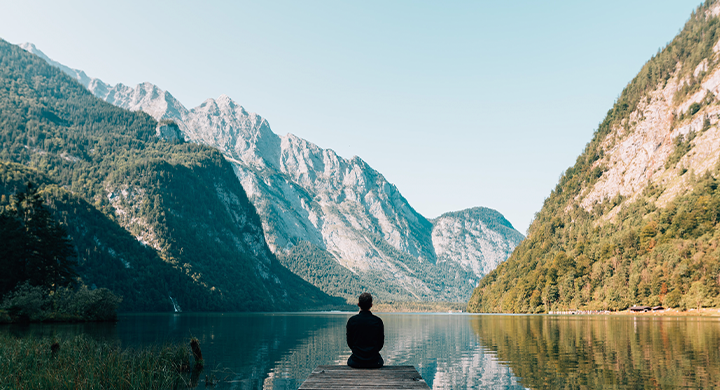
[3,313,720,389]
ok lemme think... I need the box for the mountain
[0,39,342,311]
[21,43,525,302]
[469,0,720,313]
[431,207,522,277]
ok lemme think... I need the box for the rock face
[23,43,524,302]
[432,208,524,277]
[1,40,342,312]
[571,2,720,216]
[468,1,720,313]
[155,121,183,143]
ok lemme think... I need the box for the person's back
[346,292,384,368]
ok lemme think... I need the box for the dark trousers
[347,354,384,368]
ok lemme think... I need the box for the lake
[2,313,720,389]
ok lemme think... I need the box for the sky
[0,0,703,234]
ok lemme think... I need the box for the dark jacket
[346,310,384,367]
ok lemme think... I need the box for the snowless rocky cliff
[22,42,524,301]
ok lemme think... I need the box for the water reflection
[0,313,524,389]
[470,315,720,389]
[381,314,524,390]
[262,313,525,389]
[8,313,718,388]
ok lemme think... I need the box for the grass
[0,333,192,389]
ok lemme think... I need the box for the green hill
[0,39,343,311]
[469,0,720,313]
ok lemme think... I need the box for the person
[346,292,384,368]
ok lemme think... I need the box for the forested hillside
[469,0,720,313]
[0,39,342,311]
[22,43,527,304]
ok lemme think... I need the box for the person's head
[358,292,373,311]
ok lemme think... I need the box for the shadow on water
[118,313,349,389]
[470,315,720,390]
[2,321,120,340]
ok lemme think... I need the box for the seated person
[346,292,384,368]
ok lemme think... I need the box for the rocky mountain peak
[185,96,279,170]
[25,43,524,302]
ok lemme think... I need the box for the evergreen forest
[469,1,720,313]
[0,39,342,312]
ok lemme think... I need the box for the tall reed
[0,333,191,389]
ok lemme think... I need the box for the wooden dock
[299,365,430,389]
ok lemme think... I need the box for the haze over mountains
[20,42,523,304]
[470,0,720,313]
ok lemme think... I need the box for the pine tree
[0,211,25,296]
[0,182,76,298]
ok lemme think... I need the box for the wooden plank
[299,365,430,390]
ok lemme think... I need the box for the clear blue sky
[0,0,702,233]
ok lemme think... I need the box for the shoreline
[548,308,720,317]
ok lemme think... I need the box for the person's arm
[378,319,384,351]
[346,319,352,349]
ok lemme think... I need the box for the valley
[19,42,523,304]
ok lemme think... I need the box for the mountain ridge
[0,39,342,311]
[21,42,524,302]
[469,0,720,313]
